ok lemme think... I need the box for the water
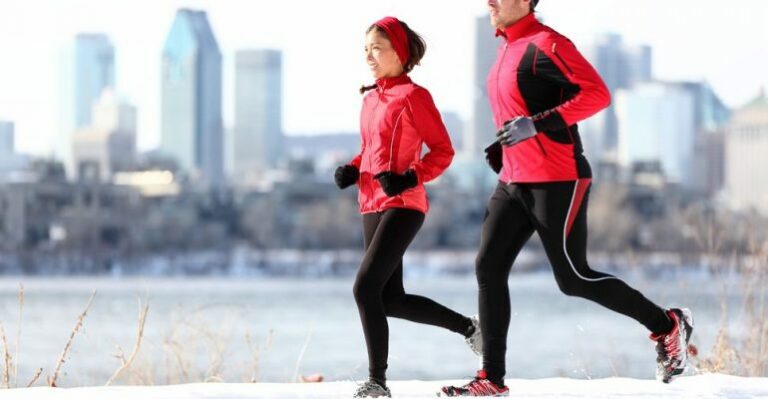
[0,272,755,387]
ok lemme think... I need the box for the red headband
[374,16,410,66]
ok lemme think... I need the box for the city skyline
[0,0,766,159]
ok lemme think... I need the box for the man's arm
[531,35,611,132]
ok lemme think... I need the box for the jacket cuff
[532,109,567,132]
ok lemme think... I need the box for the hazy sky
[1,0,767,157]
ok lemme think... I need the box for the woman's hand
[334,165,359,189]
[374,169,417,197]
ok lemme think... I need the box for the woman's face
[365,29,404,80]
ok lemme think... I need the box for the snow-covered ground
[2,375,767,398]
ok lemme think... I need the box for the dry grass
[0,285,29,389]
[292,331,313,383]
[692,238,768,377]
[14,283,23,388]
[105,298,149,386]
[47,291,96,387]
[1,323,11,388]
[4,290,270,388]
[245,328,274,383]
[25,368,42,388]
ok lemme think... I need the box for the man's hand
[496,116,537,147]
[484,142,503,174]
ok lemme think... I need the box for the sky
[0,0,767,158]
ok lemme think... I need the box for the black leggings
[476,180,672,384]
[353,208,471,385]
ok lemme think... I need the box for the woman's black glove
[334,165,359,189]
[374,169,418,197]
[484,141,503,174]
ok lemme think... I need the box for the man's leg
[525,179,672,334]
[476,183,536,385]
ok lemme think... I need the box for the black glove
[484,141,503,174]
[374,169,418,197]
[496,116,537,147]
[334,165,359,189]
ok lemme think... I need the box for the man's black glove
[484,141,503,174]
[496,116,537,147]
[334,165,359,189]
[374,169,418,197]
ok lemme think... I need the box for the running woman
[334,17,482,398]
[440,1,693,396]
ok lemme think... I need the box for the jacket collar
[376,74,412,91]
[495,12,538,41]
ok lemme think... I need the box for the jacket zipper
[551,43,574,75]
[366,92,382,206]
[495,42,510,118]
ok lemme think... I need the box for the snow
[2,374,767,398]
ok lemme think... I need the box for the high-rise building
[725,90,768,215]
[0,121,13,157]
[233,49,283,181]
[682,82,731,195]
[74,34,115,129]
[467,15,500,159]
[58,34,115,176]
[0,121,29,175]
[440,111,464,153]
[161,9,223,187]
[580,34,653,166]
[616,82,697,187]
[616,81,729,192]
[72,90,137,181]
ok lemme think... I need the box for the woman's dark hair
[360,20,427,94]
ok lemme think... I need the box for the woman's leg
[381,255,472,335]
[353,208,425,386]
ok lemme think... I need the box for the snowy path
[1,374,767,398]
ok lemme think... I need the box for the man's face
[488,0,531,29]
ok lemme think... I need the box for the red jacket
[488,12,611,183]
[349,74,454,214]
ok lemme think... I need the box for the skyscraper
[616,82,697,188]
[58,34,116,176]
[0,121,13,157]
[616,81,730,193]
[234,49,283,181]
[74,34,115,129]
[725,90,768,215]
[467,15,500,159]
[440,111,464,153]
[161,9,223,187]
[580,34,652,166]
